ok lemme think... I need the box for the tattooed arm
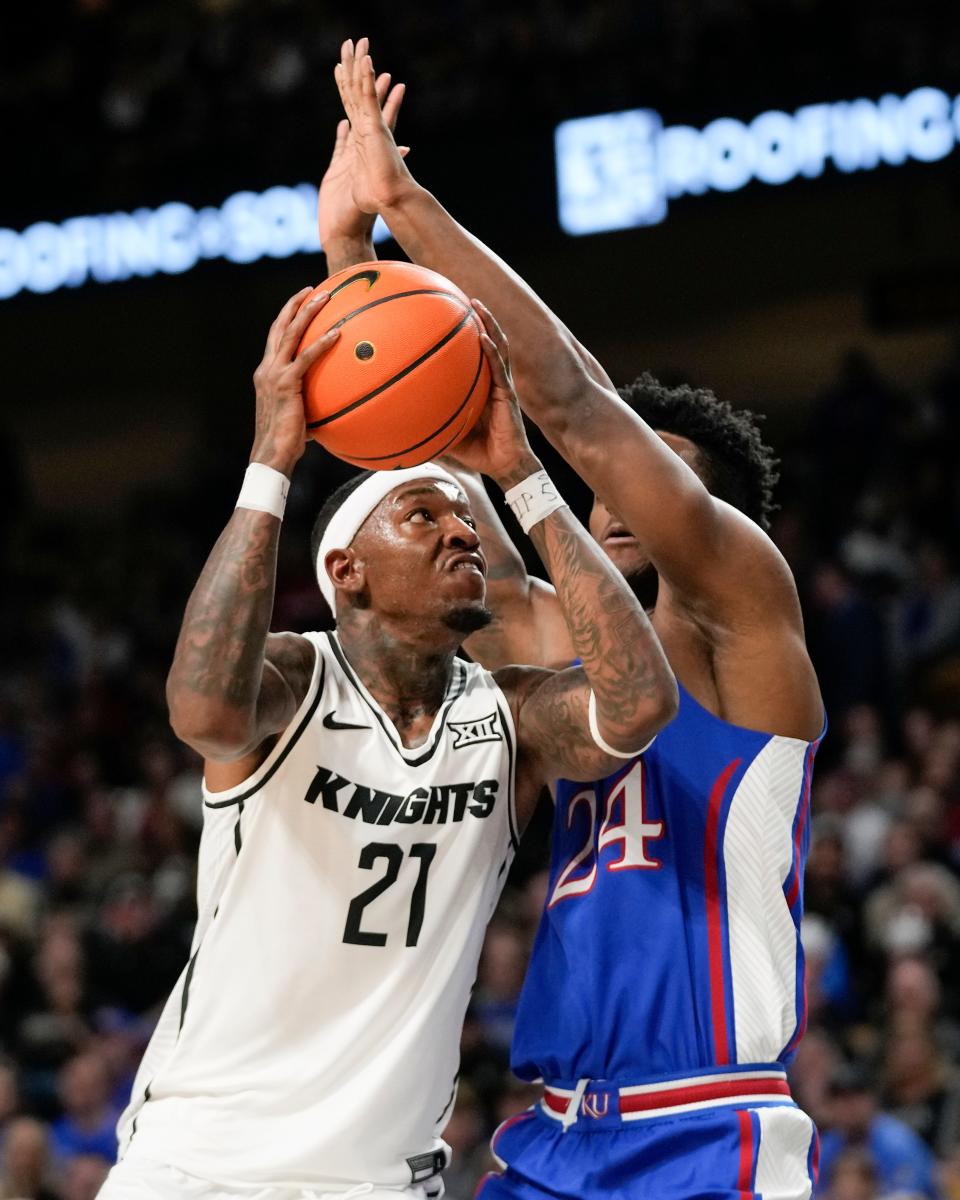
[501,511,676,784]
[439,466,572,671]
[453,308,677,785]
[166,288,339,765]
[334,41,822,741]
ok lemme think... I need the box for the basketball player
[335,38,826,1200]
[96,283,678,1200]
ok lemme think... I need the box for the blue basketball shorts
[475,1079,819,1200]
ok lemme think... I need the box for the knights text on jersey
[512,681,825,1086]
[117,631,519,1191]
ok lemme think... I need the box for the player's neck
[336,608,457,724]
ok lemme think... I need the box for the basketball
[298,260,491,469]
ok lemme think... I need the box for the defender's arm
[380,188,819,732]
[456,308,677,782]
[334,41,800,634]
[379,189,771,624]
[334,40,820,737]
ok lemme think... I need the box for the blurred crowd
[4,0,960,218]
[1,327,959,1199]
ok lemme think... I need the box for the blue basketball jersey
[512,683,824,1086]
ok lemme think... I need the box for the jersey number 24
[549,761,664,907]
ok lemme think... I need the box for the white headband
[316,463,461,614]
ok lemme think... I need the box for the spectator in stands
[48,1053,118,1166]
[16,920,90,1116]
[803,914,856,1031]
[0,1116,58,1200]
[884,957,960,1063]
[472,920,528,1053]
[43,831,91,911]
[84,873,186,1016]
[808,563,888,723]
[818,1062,941,1198]
[87,1010,147,1116]
[0,813,41,943]
[883,1018,960,1160]
[791,1027,842,1131]
[890,542,960,680]
[0,1059,20,1135]
[864,863,960,976]
[805,816,865,976]
[436,1083,489,1200]
[821,1146,881,1200]
[59,1152,111,1200]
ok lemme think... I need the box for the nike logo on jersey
[303,765,498,825]
[322,711,371,731]
[449,710,502,749]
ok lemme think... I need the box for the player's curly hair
[309,470,374,576]
[617,373,779,530]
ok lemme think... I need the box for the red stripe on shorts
[737,1109,755,1197]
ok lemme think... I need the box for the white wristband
[588,691,654,759]
[504,469,567,534]
[236,463,289,521]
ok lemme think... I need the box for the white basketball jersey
[117,631,519,1191]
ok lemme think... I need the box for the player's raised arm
[318,71,407,275]
[332,36,605,450]
[166,290,339,764]
[450,306,677,781]
[332,38,715,576]
[335,38,821,738]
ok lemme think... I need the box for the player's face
[357,480,491,633]
[588,430,706,600]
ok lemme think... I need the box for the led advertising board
[0,184,389,301]
[555,87,960,234]
[3,86,957,298]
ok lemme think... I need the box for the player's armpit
[171,627,315,767]
[503,665,659,785]
[264,632,316,690]
[203,636,317,788]
[190,635,316,765]
[204,657,302,787]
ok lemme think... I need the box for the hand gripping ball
[298,260,491,469]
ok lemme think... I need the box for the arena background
[1,3,959,1198]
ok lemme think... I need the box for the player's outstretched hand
[251,289,339,477]
[334,37,417,215]
[319,69,408,249]
[444,301,538,486]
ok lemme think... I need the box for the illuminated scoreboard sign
[555,86,960,234]
[3,86,958,298]
[0,184,390,301]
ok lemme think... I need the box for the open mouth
[445,554,486,575]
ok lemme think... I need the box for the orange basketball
[297,260,491,469]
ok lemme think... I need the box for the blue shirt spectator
[48,1053,119,1168]
[818,1064,942,1198]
